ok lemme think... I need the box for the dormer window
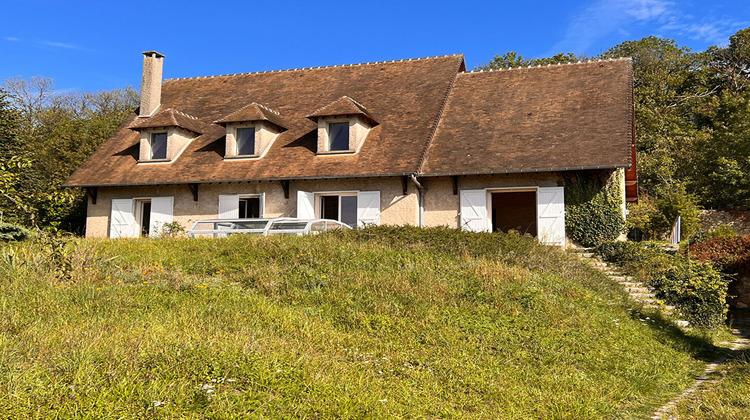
[215,103,286,160]
[149,132,168,160]
[306,96,377,155]
[328,122,349,151]
[236,127,256,156]
[128,108,202,163]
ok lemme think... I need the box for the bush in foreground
[0,222,33,242]
[596,241,729,328]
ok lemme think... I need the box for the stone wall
[698,210,750,236]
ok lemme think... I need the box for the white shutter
[218,194,239,219]
[297,191,315,219]
[149,196,174,237]
[460,189,488,232]
[357,191,381,227]
[537,187,565,246]
[109,199,135,238]
[259,193,266,217]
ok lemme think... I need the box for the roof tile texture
[421,60,633,174]
[65,55,464,186]
[64,57,633,187]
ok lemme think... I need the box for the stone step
[621,281,645,287]
[626,288,653,294]
[630,293,656,300]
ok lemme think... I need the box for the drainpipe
[409,174,426,228]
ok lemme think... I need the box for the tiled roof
[128,108,203,134]
[214,103,287,130]
[420,59,634,175]
[306,96,377,125]
[64,55,634,187]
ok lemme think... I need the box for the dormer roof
[214,103,287,130]
[128,107,203,135]
[306,96,378,125]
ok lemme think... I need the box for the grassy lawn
[671,353,750,419]
[0,227,714,418]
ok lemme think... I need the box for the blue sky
[1,0,749,92]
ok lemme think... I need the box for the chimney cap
[142,51,165,58]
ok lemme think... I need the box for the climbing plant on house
[565,170,626,247]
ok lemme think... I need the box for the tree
[476,52,580,70]
[600,37,715,201]
[1,77,138,232]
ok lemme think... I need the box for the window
[136,199,152,237]
[236,127,255,156]
[328,122,349,151]
[319,194,357,226]
[238,197,261,218]
[150,132,168,160]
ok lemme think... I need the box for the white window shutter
[259,193,266,217]
[149,196,174,237]
[459,189,488,232]
[218,194,240,219]
[537,187,565,246]
[357,191,381,227]
[297,191,315,219]
[110,199,135,238]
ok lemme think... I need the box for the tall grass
[0,227,711,418]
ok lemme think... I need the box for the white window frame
[238,194,264,218]
[134,198,152,237]
[316,191,357,221]
[149,131,168,160]
[218,193,265,219]
[233,124,257,157]
[326,120,350,152]
[110,196,173,238]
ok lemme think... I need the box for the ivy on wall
[565,170,626,247]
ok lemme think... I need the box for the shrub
[688,236,750,270]
[565,171,626,247]
[159,221,187,238]
[708,224,738,239]
[625,198,668,241]
[650,262,729,328]
[0,222,33,242]
[597,240,730,328]
[654,187,701,240]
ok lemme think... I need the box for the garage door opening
[490,191,537,237]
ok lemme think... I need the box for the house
[64,51,637,245]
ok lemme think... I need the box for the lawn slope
[0,227,710,418]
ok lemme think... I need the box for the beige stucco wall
[138,127,193,161]
[86,171,626,238]
[224,121,279,158]
[316,116,371,153]
[421,173,564,228]
[85,177,418,238]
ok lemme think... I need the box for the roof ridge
[464,57,632,74]
[341,96,368,111]
[164,107,199,120]
[250,102,281,116]
[164,54,465,82]
[307,95,367,117]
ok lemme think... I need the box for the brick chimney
[139,51,165,117]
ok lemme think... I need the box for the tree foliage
[482,26,750,240]
[0,78,137,233]
[477,51,580,70]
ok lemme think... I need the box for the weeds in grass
[0,227,715,418]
